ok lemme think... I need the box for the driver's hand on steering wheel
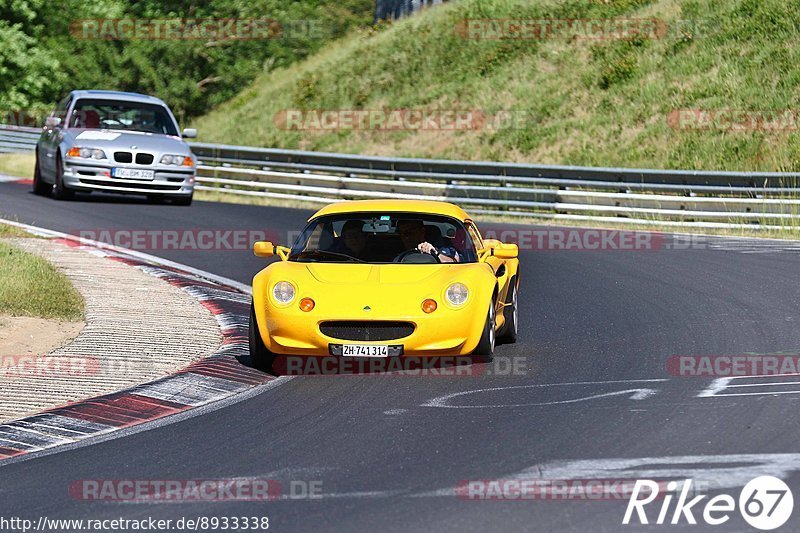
[416,242,437,255]
[417,241,457,263]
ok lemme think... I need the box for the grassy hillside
[192,0,800,171]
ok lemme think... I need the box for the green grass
[0,223,31,238]
[0,240,84,320]
[191,0,800,172]
[0,152,34,179]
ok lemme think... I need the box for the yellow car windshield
[289,213,478,264]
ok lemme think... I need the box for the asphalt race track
[3,181,800,531]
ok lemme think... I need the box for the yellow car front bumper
[253,263,498,357]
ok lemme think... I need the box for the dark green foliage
[0,0,373,121]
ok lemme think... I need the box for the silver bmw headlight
[68,147,107,160]
[445,283,469,306]
[272,281,296,304]
[160,154,193,166]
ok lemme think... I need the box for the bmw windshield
[289,213,478,264]
[68,98,179,136]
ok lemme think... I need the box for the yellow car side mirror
[254,241,275,258]
[492,244,519,259]
[254,241,291,260]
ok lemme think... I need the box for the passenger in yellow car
[396,219,460,263]
[341,220,368,255]
[338,219,380,262]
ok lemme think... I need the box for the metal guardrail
[189,142,800,230]
[4,125,800,229]
[0,126,40,153]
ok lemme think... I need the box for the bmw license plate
[112,168,155,180]
[342,344,389,357]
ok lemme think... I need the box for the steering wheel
[394,248,441,264]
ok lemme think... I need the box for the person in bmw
[33,90,197,205]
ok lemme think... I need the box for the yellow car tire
[249,302,276,372]
[473,303,496,362]
[498,277,518,344]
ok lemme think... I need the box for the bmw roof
[69,90,167,105]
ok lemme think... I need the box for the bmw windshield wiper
[294,250,366,263]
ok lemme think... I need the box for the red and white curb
[0,226,272,462]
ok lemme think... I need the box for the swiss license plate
[342,344,389,357]
[112,168,155,180]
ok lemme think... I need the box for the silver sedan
[34,90,197,205]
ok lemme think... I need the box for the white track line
[0,217,251,294]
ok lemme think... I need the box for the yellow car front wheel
[473,303,496,362]
[249,302,276,372]
[498,277,518,344]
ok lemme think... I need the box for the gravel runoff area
[0,238,222,422]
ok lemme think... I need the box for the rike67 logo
[623,476,793,530]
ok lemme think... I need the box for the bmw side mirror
[182,128,197,139]
[45,116,61,129]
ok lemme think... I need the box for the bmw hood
[64,129,192,155]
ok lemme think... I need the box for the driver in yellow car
[396,219,460,263]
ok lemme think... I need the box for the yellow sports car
[249,200,519,371]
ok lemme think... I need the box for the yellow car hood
[254,261,496,311]
[304,263,456,284]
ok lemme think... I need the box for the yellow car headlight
[445,283,469,306]
[272,281,295,304]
